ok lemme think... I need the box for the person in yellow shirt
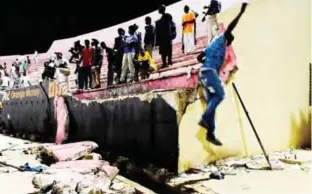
[135,48,157,80]
[182,5,196,54]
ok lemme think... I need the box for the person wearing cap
[91,38,103,89]
[120,25,139,83]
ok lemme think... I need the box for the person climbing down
[197,2,248,146]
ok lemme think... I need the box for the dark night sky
[0,0,179,56]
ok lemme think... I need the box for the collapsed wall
[0,0,310,175]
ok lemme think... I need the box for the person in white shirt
[10,64,17,79]
[0,65,5,86]
[10,64,19,88]
[54,52,71,93]
[33,50,38,64]
[1,73,10,90]
[20,72,30,88]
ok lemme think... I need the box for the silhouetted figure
[156,5,176,68]
[100,42,116,86]
[69,40,84,90]
[91,39,103,89]
[113,28,125,84]
[144,16,155,57]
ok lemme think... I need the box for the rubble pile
[167,149,312,189]
[0,139,138,194]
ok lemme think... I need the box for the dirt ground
[171,149,312,194]
[201,168,311,194]
[0,134,311,194]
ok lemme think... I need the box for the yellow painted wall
[178,0,311,173]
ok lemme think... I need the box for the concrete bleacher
[25,36,207,93]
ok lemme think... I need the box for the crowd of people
[0,56,31,90]
[0,1,223,94]
[0,0,249,148]
[65,4,179,93]
[43,4,205,93]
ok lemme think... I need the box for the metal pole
[232,82,273,170]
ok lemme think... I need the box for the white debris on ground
[167,149,312,194]
[0,135,137,194]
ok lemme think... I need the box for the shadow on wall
[64,95,179,172]
[289,109,311,149]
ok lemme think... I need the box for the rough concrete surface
[0,134,136,194]
[169,150,312,194]
[0,134,311,194]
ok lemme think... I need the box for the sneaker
[206,134,223,146]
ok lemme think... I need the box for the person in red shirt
[80,39,93,90]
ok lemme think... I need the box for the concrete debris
[50,160,119,179]
[0,136,141,194]
[32,171,137,194]
[33,171,111,194]
[167,149,312,191]
[32,141,98,165]
[83,153,102,160]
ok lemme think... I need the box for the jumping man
[197,3,248,146]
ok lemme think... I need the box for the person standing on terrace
[54,52,71,93]
[197,3,248,146]
[91,39,103,89]
[144,16,155,57]
[69,40,84,90]
[22,60,28,75]
[156,5,175,68]
[80,39,93,90]
[113,28,125,84]
[120,25,138,83]
[100,42,116,86]
[182,5,196,54]
[202,0,222,43]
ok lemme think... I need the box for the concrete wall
[178,0,311,173]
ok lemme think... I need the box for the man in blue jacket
[197,3,248,146]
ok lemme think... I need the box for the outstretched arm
[224,3,248,37]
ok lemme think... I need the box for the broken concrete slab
[32,171,138,194]
[50,160,119,179]
[33,141,98,165]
